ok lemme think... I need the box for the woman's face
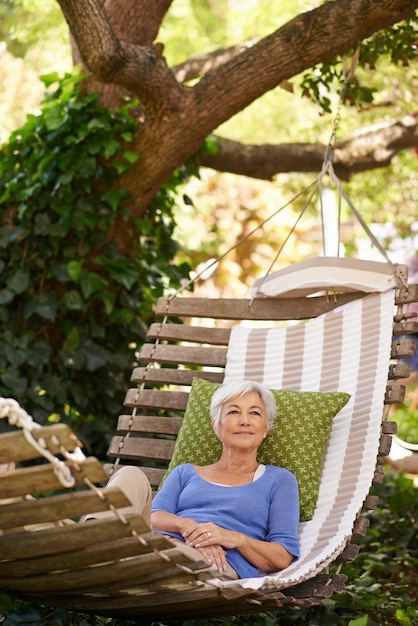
[214,390,269,451]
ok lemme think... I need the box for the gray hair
[210,380,277,433]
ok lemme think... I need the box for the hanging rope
[0,397,81,488]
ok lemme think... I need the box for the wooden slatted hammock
[1,253,418,622]
[1,71,418,617]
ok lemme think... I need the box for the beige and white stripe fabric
[222,287,396,590]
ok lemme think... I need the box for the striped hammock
[222,288,396,590]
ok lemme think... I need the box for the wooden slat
[0,533,172,577]
[385,382,406,405]
[41,582,307,619]
[391,337,416,359]
[130,368,223,386]
[393,320,418,335]
[155,294,366,320]
[388,362,412,379]
[154,286,418,321]
[57,562,221,601]
[57,580,273,616]
[83,590,268,621]
[137,344,227,368]
[102,465,167,489]
[116,415,183,436]
[0,514,150,560]
[0,487,130,529]
[123,388,189,410]
[396,283,418,305]
[147,323,231,345]
[0,424,81,464]
[107,436,175,463]
[137,466,166,488]
[381,421,397,434]
[0,546,210,594]
[54,555,212,596]
[0,457,107,499]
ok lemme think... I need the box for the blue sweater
[152,463,300,579]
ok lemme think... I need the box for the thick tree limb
[57,0,183,108]
[199,113,418,181]
[57,0,418,124]
[172,40,259,83]
[192,0,418,130]
[54,0,418,222]
[104,0,172,47]
[172,40,294,93]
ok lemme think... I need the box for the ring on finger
[207,531,211,538]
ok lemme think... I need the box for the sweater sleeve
[152,465,184,514]
[267,468,300,559]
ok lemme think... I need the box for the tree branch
[104,0,172,47]
[199,113,418,181]
[191,0,418,131]
[56,0,183,108]
[172,39,294,93]
[172,40,258,83]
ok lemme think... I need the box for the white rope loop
[0,396,81,488]
[0,397,39,431]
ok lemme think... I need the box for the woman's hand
[194,543,228,574]
[182,522,233,574]
[182,521,294,572]
[182,522,240,550]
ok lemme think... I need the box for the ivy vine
[0,69,191,456]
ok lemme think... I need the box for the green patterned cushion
[163,377,350,521]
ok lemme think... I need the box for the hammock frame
[1,267,418,622]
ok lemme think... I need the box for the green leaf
[117,308,135,323]
[96,256,138,289]
[44,107,65,131]
[7,270,30,294]
[3,344,26,368]
[102,189,126,211]
[0,368,28,395]
[40,72,61,88]
[348,617,371,626]
[122,150,140,164]
[87,118,107,131]
[66,260,83,282]
[103,138,121,158]
[0,288,15,305]
[27,341,52,367]
[61,290,84,311]
[113,160,132,174]
[83,342,110,372]
[79,270,108,298]
[62,325,81,351]
[101,290,116,315]
[24,293,57,321]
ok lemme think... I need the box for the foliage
[0,68,190,457]
[0,0,68,59]
[300,11,418,112]
[336,471,418,625]
[1,470,416,625]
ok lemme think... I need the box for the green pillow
[163,377,350,521]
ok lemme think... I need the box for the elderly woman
[89,380,300,580]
